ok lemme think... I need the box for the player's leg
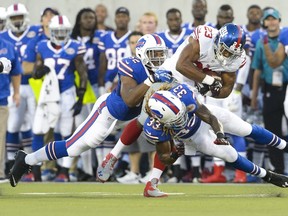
[9,94,116,187]
[207,104,288,152]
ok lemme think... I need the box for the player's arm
[120,76,150,107]
[98,52,107,95]
[263,42,286,68]
[156,139,184,166]
[251,69,262,110]
[216,71,236,98]
[32,53,49,79]
[175,37,206,83]
[11,74,21,107]
[74,54,88,91]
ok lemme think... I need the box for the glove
[0,57,12,74]
[33,65,50,79]
[196,82,210,96]
[71,87,86,116]
[175,142,185,156]
[145,69,173,86]
[214,132,230,145]
[209,79,222,97]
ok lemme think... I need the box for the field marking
[19,192,185,196]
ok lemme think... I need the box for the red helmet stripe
[152,93,180,114]
[14,4,18,11]
[236,25,242,48]
[152,34,161,45]
[58,16,63,25]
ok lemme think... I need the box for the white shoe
[140,170,152,184]
[97,153,118,182]
[143,178,168,198]
[116,171,140,184]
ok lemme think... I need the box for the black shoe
[9,150,31,187]
[262,170,288,188]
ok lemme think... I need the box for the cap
[115,7,129,16]
[263,8,281,20]
[41,7,59,17]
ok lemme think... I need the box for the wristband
[144,78,153,87]
[202,75,215,85]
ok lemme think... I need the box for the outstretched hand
[152,69,174,83]
[214,132,230,145]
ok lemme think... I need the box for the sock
[32,134,44,152]
[21,130,32,150]
[226,154,266,178]
[54,132,62,141]
[25,140,68,166]
[120,119,142,145]
[248,124,286,149]
[6,132,20,160]
[149,168,163,181]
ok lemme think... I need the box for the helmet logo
[136,38,146,49]
[230,41,242,52]
[219,26,228,37]
[151,109,163,119]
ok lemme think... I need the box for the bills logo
[136,38,146,49]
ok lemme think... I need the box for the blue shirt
[0,38,22,105]
[36,39,86,93]
[106,56,149,121]
[98,30,131,83]
[252,30,288,84]
[0,25,41,84]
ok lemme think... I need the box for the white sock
[149,168,163,181]
[25,148,49,166]
[111,139,126,158]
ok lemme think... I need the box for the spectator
[94,4,113,31]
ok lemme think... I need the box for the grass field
[0,182,287,216]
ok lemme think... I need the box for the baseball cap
[41,7,59,17]
[115,7,129,16]
[263,8,281,20]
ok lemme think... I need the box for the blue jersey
[182,22,215,32]
[98,30,131,83]
[36,39,86,93]
[279,27,288,47]
[80,31,102,86]
[0,38,22,105]
[241,25,260,57]
[158,28,193,56]
[0,25,41,84]
[23,27,48,63]
[143,84,201,143]
[106,56,150,121]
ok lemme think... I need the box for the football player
[98,7,131,96]
[143,83,288,196]
[0,3,41,172]
[8,34,173,187]
[97,23,247,185]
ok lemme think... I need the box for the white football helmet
[136,34,168,71]
[148,90,188,129]
[6,3,29,33]
[49,15,72,46]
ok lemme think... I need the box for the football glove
[71,87,86,117]
[0,57,12,74]
[214,132,230,145]
[33,65,50,79]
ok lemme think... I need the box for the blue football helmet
[214,23,246,66]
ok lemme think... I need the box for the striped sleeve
[77,42,86,55]
[118,59,134,78]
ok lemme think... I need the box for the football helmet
[0,7,7,31]
[136,34,168,71]
[148,90,188,129]
[214,23,246,66]
[6,3,29,33]
[49,15,72,46]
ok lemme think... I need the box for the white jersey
[162,25,246,84]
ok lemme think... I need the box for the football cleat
[9,150,31,187]
[262,170,288,188]
[143,178,168,198]
[116,171,140,184]
[97,153,118,182]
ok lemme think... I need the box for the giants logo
[230,41,242,52]
[219,26,228,37]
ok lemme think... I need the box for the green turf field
[0,182,287,216]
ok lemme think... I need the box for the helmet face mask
[136,34,168,71]
[148,91,188,130]
[214,23,246,66]
[49,15,72,46]
[6,3,29,33]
